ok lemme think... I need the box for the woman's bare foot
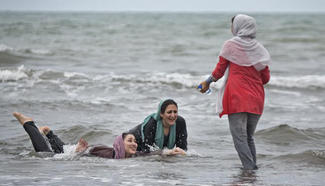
[13,112,33,125]
[75,138,88,153]
[39,126,50,135]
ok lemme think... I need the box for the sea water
[1,11,325,185]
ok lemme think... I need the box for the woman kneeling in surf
[129,99,187,155]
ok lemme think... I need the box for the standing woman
[199,14,271,170]
[129,99,187,155]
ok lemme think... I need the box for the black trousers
[23,121,65,153]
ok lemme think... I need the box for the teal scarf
[141,100,176,149]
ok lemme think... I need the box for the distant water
[1,11,325,185]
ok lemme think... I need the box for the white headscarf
[216,14,271,115]
[219,14,271,71]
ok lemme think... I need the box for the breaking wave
[1,65,325,92]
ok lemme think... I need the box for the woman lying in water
[13,112,185,159]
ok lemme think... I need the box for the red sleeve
[212,56,229,80]
[260,66,270,85]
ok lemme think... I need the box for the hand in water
[166,147,186,156]
[172,147,186,155]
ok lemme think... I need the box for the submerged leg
[13,112,52,152]
[246,113,260,165]
[13,112,33,125]
[39,126,50,136]
[46,130,65,153]
[228,112,257,170]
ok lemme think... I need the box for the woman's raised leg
[13,112,52,152]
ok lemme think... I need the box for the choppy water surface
[1,12,325,185]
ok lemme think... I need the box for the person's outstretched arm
[175,116,187,151]
[199,56,229,93]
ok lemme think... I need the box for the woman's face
[123,134,137,156]
[160,104,178,127]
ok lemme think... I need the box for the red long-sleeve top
[212,56,270,117]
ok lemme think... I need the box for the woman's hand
[198,81,210,93]
[165,147,186,156]
[172,147,186,155]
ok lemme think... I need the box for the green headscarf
[141,100,176,149]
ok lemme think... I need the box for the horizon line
[0,9,324,14]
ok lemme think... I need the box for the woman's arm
[212,56,230,80]
[199,56,229,93]
[135,147,186,157]
[175,116,187,151]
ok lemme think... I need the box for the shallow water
[1,12,325,185]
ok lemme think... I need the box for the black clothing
[129,115,188,152]
[46,130,65,153]
[163,134,169,147]
[23,121,65,153]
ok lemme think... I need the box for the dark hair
[122,132,134,140]
[160,99,178,114]
[231,16,236,23]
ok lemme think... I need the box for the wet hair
[231,16,236,23]
[122,132,134,140]
[160,99,178,114]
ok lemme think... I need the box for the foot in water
[39,126,51,136]
[13,112,33,125]
[75,138,88,153]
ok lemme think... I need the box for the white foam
[64,72,89,79]
[0,65,28,81]
[0,44,14,52]
[109,72,225,89]
[0,44,52,56]
[26,48,52,55]
[270,75,325,89]
[51,144,78,160]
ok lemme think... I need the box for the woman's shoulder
[222,39,236,47]
[143,116,157,129]
[176,115,186,126]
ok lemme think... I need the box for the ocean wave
[256,124,325,146]
[19,48,53,55]
[0,43,52,59]
[0,50,27,64]
[0,44,14,52]
[2,65,324,91]
[110,72,325,90]
[109,72,224,89]
[274,150,325,165]
[58,125,113,143]
[0,65,28,81]
[269,75,325,89]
